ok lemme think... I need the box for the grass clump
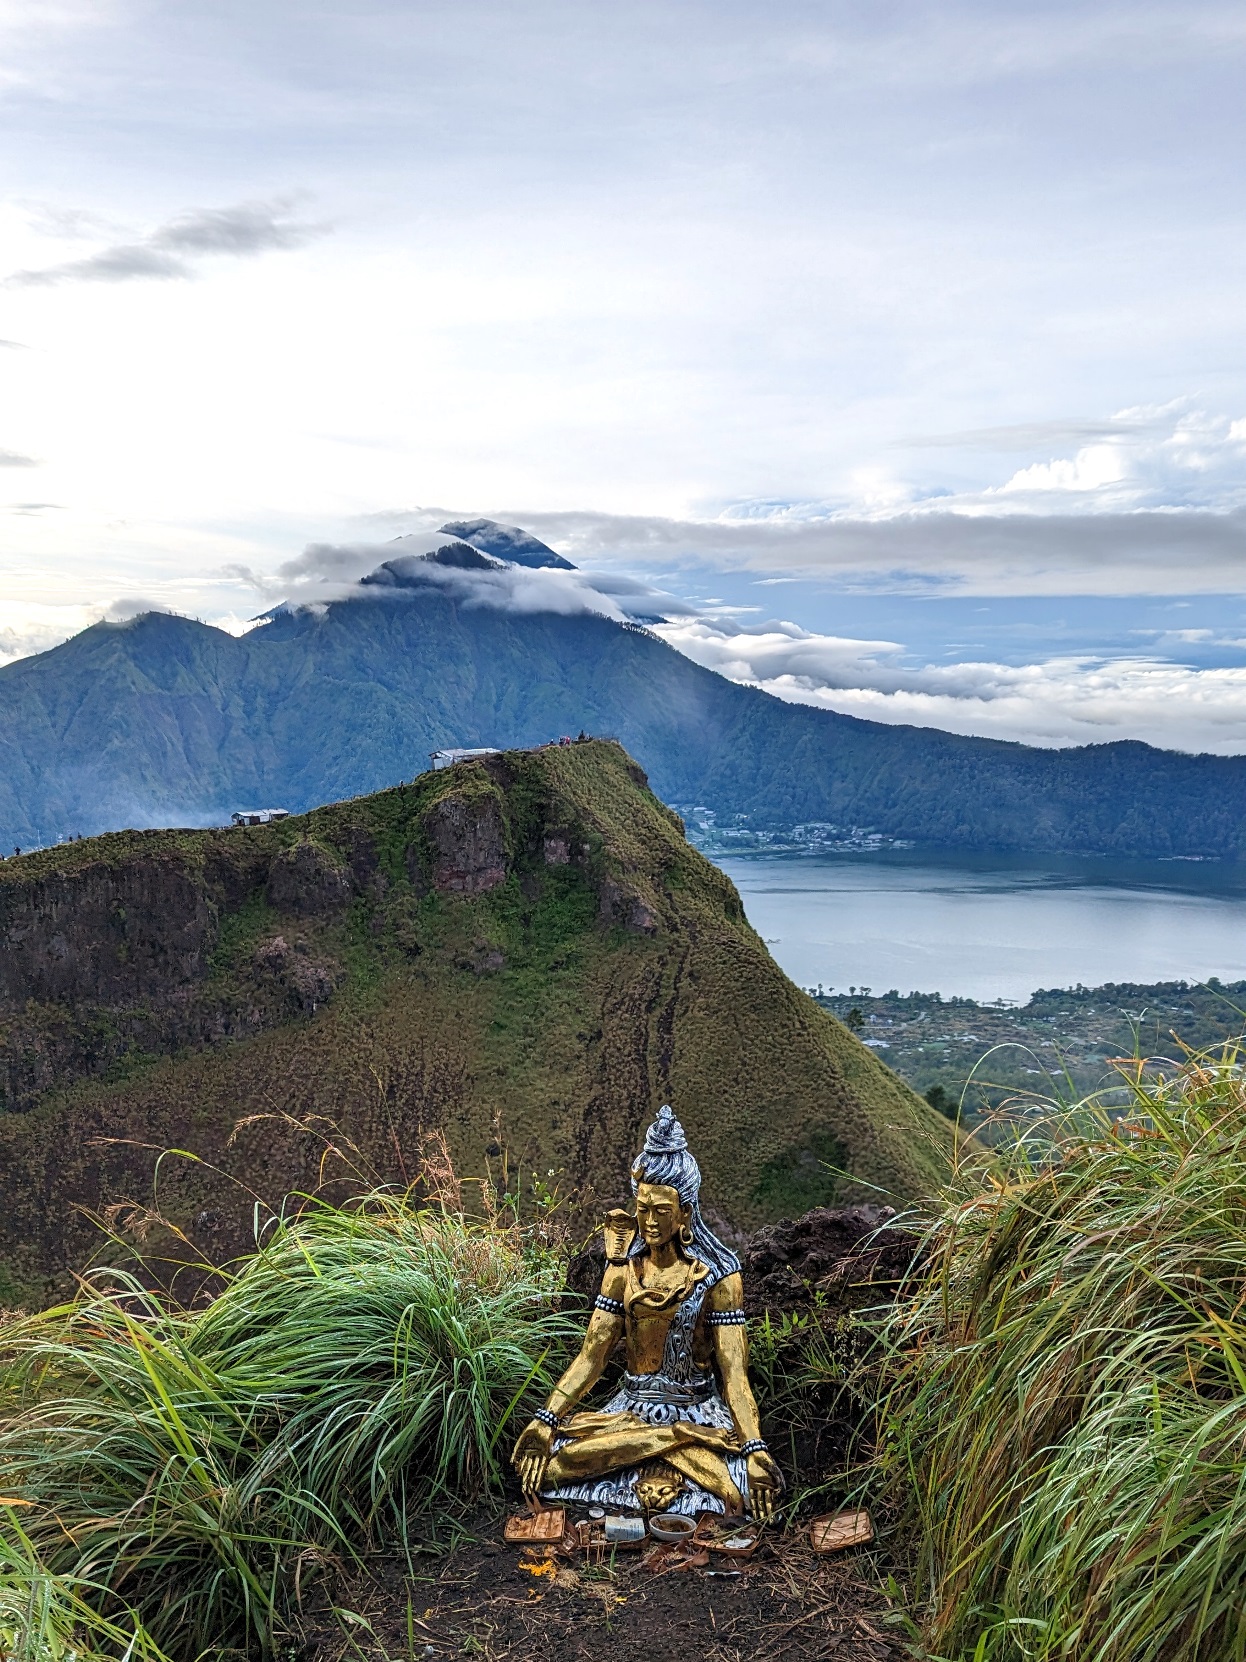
[1,1517,170,1662]
[885,1048,1246,1662]
[0,1192,576,1657]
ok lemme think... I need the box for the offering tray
[809,1509,874,1553]
[503,1506,566,1544]
[692,1513,763,1559]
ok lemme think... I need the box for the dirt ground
[294,1507,916,1662]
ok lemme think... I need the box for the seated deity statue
[512,1106,783,1520]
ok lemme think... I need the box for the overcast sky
[2,1,1245,750]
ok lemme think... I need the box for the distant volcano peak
[438,518,575,570]
[362,543,508,587]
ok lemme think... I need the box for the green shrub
[748,1302,876,1506]
[0,1194,576,1657]
[884,1049,1246,1662]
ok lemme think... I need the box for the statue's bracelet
[532,1407,561,1431]
[739,1439,768,1458]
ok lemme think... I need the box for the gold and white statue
[512,1106,783,1520]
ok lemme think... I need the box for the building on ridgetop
[231,808,290,826]
[430,747,501,770]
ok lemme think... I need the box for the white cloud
[654,617,1246,754]
[653,618,904,686]
[986,405,1246,511]
[7,199,328,286]
[360,553,635,622]
[0,599,101,664]
[997,444,1131,498]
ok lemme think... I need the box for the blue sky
[1,1,1245,750]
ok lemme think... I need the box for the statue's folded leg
[545,1412,744,1511]
[545,1417,680,1484]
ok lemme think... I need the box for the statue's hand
[512,1418,556,1499]
[747,1450,784,1524]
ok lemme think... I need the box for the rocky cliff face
[0,853,217,1007]
[0,766,585,1113]
[0,741,954,1306]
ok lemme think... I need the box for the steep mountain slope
[3,543,1246,857]
[0,741,952,1304]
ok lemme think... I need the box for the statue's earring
[679,1222,694,1246]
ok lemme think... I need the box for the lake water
[713,849,1246,1003]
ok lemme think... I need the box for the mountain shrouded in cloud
[6,533,1246,859]
[247,515,1246,757]
[436,518,576,569]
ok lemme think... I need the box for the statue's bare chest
[622,1256,714,1375]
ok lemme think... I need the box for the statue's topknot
[642,1105,687,1157]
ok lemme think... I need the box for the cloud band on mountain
[261,539,702,624]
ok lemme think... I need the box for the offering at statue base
[648,1511,696,1542]
[511,1106,784,1523]
[502,1507,566,1544]
[695,1514,764,1558]
[810,1509,875,1552]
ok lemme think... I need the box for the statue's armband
[707,1271,749,1370]
[583,1264,626,1351]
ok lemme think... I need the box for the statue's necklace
[632,1254,698,1312]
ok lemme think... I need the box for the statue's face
[635,1182,689,1248]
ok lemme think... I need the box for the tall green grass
[884,1049,1246,1662]
[1,1516,170,1662]
[0,1192,576,1657]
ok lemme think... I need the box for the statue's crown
[630,1102,741,1282]
[641,1104,687,1158]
